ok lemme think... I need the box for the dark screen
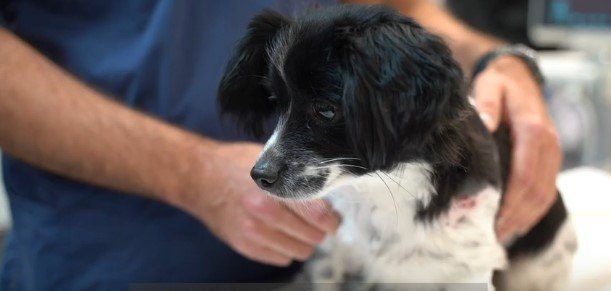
[545,0,611,27]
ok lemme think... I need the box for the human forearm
[0,28,219,207]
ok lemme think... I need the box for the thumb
[472,75,504,132]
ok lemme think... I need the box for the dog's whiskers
[309,164,367,171]
[380,171,418,202]
[375,172,399,228]
[318,157,361,164]
[387,168,437,207]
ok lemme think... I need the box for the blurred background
[0,0,610,288]
[507,1,611,288]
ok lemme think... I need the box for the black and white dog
[218,5,576,290]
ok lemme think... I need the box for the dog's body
[300,115,575,291]
[314,166,507,285]
[307,130,575,290]
[218,5,576,290]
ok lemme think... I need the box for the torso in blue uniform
[0,1,334,290]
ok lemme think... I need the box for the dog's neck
[330,108,500,220]
[419,109,503,220]
[324,112,503,263]
[326,161,435,233]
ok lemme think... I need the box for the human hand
[179,142,341,266]
[472,55,562,244]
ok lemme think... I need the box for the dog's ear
[337,11,468,170]
[218,10,290,138]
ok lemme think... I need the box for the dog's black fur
[218,4,568,282]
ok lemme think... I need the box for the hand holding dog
[473,56,562,243]
[189,142,341,266]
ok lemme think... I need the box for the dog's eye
[313,102,336,121]
[268,95,277,101]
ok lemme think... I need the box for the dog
[218,5,576,290]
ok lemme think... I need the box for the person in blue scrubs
[0,0,562,290]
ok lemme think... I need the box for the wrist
[156,135,223,212]
[471,44,544,85]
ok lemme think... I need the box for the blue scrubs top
[0,1,334,290]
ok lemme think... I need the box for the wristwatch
[471,44,545,86]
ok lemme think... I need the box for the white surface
[539,51,602,83]
[559,167,611,291]
[0,152,11,231]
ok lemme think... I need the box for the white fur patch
[261,114,286,156]
[309,162,506,289]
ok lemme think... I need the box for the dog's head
[218,5,469,200]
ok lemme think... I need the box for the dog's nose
[250,162,280,190]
